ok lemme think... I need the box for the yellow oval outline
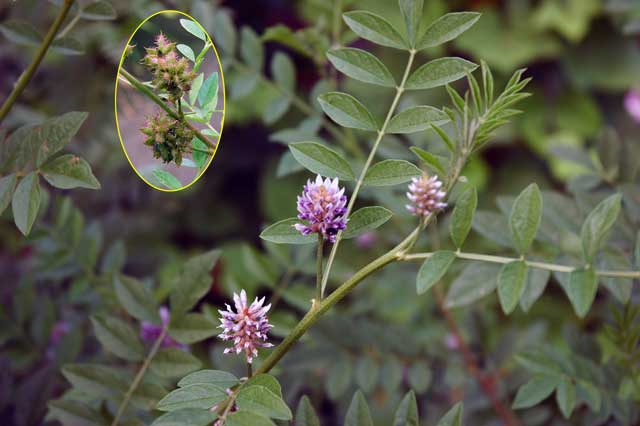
[114,9,226,192]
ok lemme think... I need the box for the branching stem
[0,0,76,125]
[319,49,417,298]
[111,323,168,426]
[118,68,217,149]
[400,251,640,278]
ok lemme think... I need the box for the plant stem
[319,49,417,297]
[256,226,420,375]
[56,7,82,40]
[428,227,520,426]
[246,362,253,378]
[316,235,324,302]
[111,324,168,426]
[118,68,217,149]
[190,145,214,155]
[0,0,75,125]
[400,251,640,278]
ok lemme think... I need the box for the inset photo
[115,10,224,191]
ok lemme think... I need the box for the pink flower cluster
[218,290,273,364]
[406,174,447,217]
[294,175,348,243]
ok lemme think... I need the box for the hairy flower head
[142,33,195,103]
[406,174,447,217]
[218,290,273,364]
[140,112,193,165]
[294,175,348,243]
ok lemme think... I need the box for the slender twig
[111,324,168,426]
[256,226,420,375]
[246,362,253,378]
[428,227,520,426]
[320,49,417,298]
[315,235,324,303]
[400,251,640,279]
[0,0,76,125]
[118,68,217,149]
[190,145,214,155]
[56,7,82,40]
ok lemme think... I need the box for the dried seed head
[218,290,273,364]
[140,112,193,165]
[294,175,348,243]
[406,174,447,217]
[142,33,195,103]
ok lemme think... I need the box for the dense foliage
[0,1,639,425]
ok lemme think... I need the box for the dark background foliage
[0,0,639,425]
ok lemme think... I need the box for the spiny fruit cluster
[141,112,193,165]
[142,33,195,103]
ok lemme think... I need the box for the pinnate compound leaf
[450,187,477,248]
[90,314,144,361]
[417,251,456,295]
[343,206,392,239]
[0,20,41,46]
[153,169,182,190]
[169,312,218,344]
[151,408,217,426]
[580,193,622,262]
[344,391,373,426]
[170,250,220,315]
[48,399,107,426]
[236,385,292,420]
[81,1,117,20]
[180,19,207,41]
[387,106,449,134]
[178,370,239,389]
[556,377,576,419]
[295,396,320,426]
[11,172,41,236]
[240,26,263,70]
[272,52,296,92]
[497,260,528,314]
[343,11,407,49]
[157,383,227,411]
[289,142,354,180]
[436,402,463,426]
[417,12,481,49]
[406,57,477,90]
[150,348,202,378]
[394,391,419,426]
[227,411,277,426]
[114,274,159,323]
[0,173,17,215]
[519,268,550,312]
[260,218,315,244]
[363,160,421,186]
[445,263,500,308]
[409,147,446,176]
[399,0,424,46]
[177,44,195,62]
[318,92,378,131]
[327,48,395,87]
[512,376,558,409]
[509,183,542,254]
[40,154,100,189]
[1,111,88,171]
[567,268,598,318]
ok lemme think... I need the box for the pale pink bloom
[624,89,640,122]
[406,174,447,217]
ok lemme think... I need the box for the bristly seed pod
[218,290,273,364]
[406,174,447,217]
[142,33,196,104]
[140,112,193,165]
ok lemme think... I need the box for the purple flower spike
[218,290,273,364]
[625,89,640,123]
[140,306,187,350]
[406,174,447,217]
[294,175,348,243]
